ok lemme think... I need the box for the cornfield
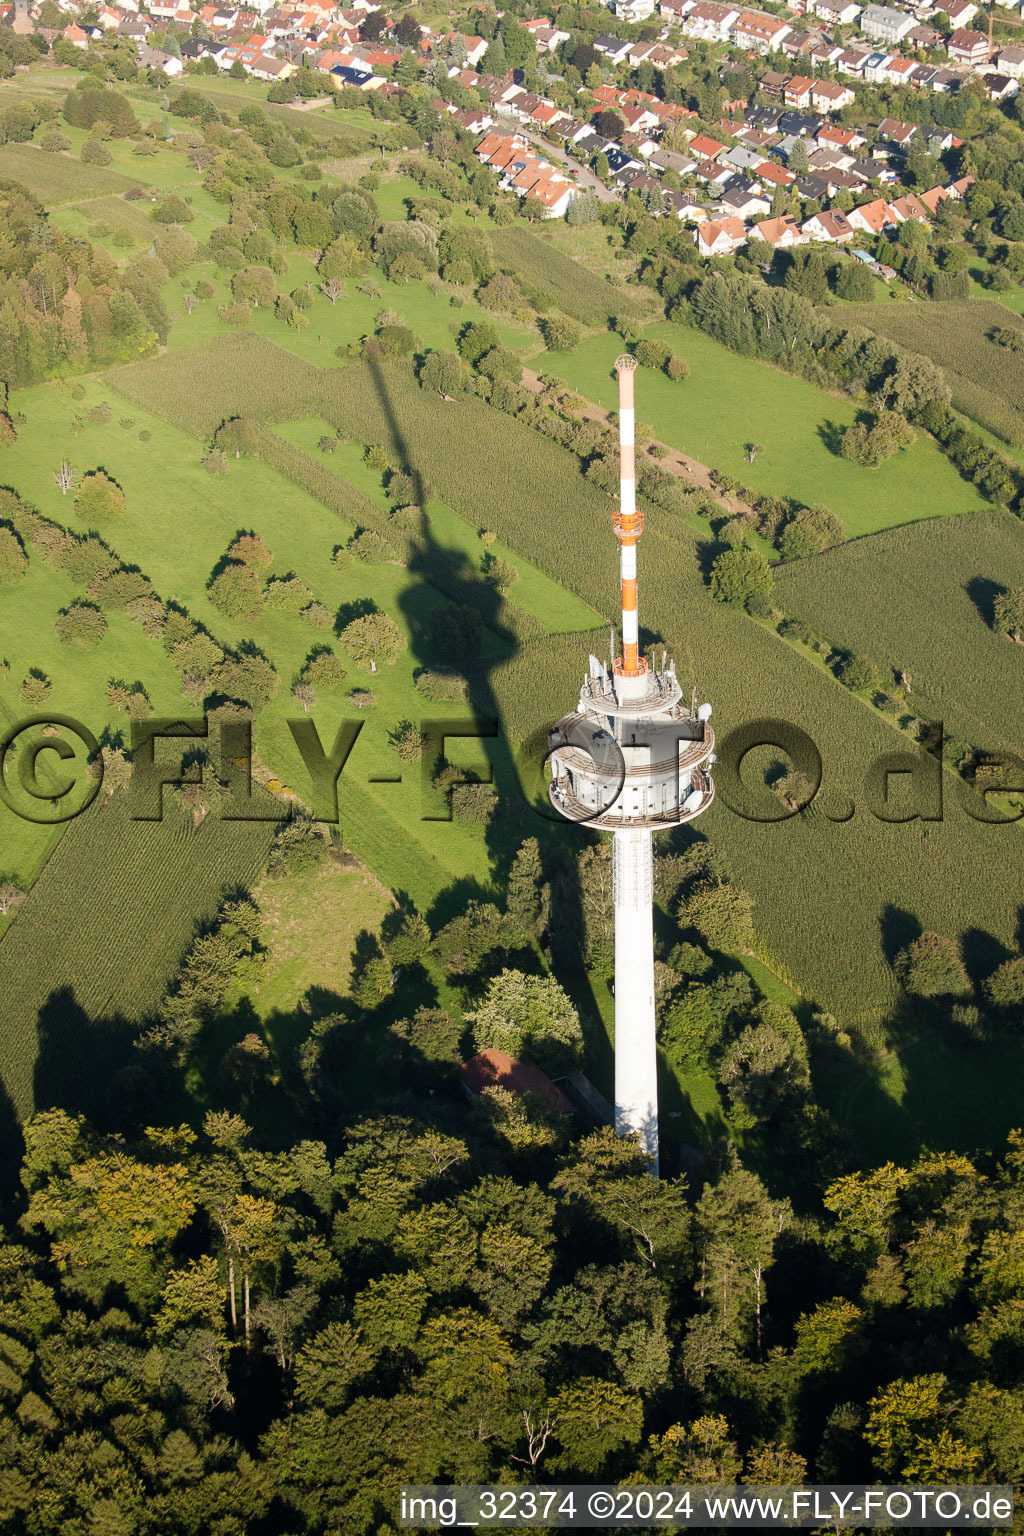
[0,143,140,206]
[0,793,275,1120]
[844,300,1024,448]
[775,508,1024,762]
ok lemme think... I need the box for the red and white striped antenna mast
[613,354,647,682]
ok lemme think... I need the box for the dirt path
[520,367,757,521]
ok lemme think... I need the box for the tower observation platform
[547,356,716,1175]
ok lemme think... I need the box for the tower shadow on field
[363,358,610,1078]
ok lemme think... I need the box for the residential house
[649,146,699,175]
[681,1,740,41]
[755,158,797,186]
[860,2,915,41]
[719,183,772,216]
[802,207,855,239]
[981,71,1018,99]
[847,196,896,232]
[759,68,790,95]
[888,191,931,222]
[139,43,185,73]
[947,26,988,63]
[945,0,978,24]
[818,123,865,150]
[812,80,856,111]
[920,124,954,152]
[809,0,861,20]
[907,23,942,47]
[794,171,831,199]
[996,44,1024,77]
[732,9,792,52]
[917,183,948,215]
[613,0,656,20]
[743,104,783,129]
[722,143,765,171]
[459,1050,574,1115]
[877,115,918,148]
[694,215,748,254]
[689,132,725,160]
[784,74,816,106]
[592,34,633,63]
[664,189,710,220]
[837,46,871,73]
[887,55,919,85]
[862,50,895,82]
[750,213,806,246]
[777,109,823,135]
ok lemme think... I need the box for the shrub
[75,471,125,525]
[20,671,51,707]
[208,561,263,620]
[348,529,395,564]
[894,932,971,999]
[301,649,346,689]
[0,527,28,584]
[541,313,581,351]
[389,720,432,762]
[835,651,881,693]
[301,602,333,629]
[267,817,326,879]
[665,355,689,381]
[709,546,772,607]
[468,968,583,1073]
[55,602,107,649]
[636,339,671,370]
[81,138,112,166]
[984,957,1024,1014]
[452,782,498,823]
[678,881,756,954]
[340,612,403,667]
[264,576,314,613]
[415,668,467,702]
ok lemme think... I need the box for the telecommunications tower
[548,356,716,1175]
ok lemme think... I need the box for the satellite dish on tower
[698,702,713,721]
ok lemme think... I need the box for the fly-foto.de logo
[0,712,1019,827]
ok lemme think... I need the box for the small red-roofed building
[459,1050,574,1115]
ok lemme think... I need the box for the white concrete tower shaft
[613,826,658,1169]
[612,355,658,1170]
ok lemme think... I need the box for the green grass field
[548,324,989,536]
[490,225,654,328]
